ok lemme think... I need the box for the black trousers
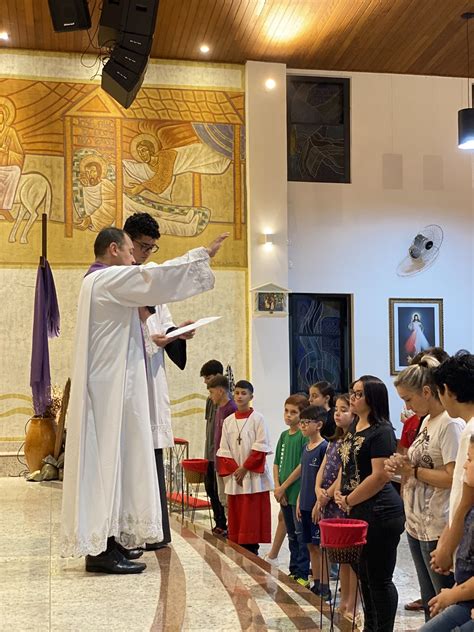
[353,514,405,632]
[155,448,171,545]
[241,543,259,555]
[204,460,227,530]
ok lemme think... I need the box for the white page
[164,316,221,339]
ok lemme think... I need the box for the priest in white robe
[60,227,227,574]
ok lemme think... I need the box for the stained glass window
[287,76,350,183]
[289,294,352,394]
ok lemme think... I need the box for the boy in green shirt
[273,394,310,586]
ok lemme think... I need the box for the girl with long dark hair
[334,376,405,632]
[309,381,336,440]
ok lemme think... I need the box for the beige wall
[245,66,474,436]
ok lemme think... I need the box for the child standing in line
[309,381,336,440]
[263,510,286,564]
[200,360,227,534]
[273,394,310,585]
[296,405,329,598]
[216,380,273,555]
[315,393,360,623]
[207,374,237,534]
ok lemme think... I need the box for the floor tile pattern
[0,478,424,631]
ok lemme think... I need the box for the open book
[164,316,221,339]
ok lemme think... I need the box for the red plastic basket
[182,458,209,473]
[319,518,369,564]
[181,458,209,484]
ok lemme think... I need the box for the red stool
[166,438,189,517]
[181,458,212,528]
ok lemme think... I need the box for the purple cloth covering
[30,261,60,416]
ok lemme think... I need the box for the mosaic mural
[0,79,246,267]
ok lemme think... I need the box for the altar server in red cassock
[216,380,273,555]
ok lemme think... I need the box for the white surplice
[145,304,176,450]
[217,410,274,496]
[60,248,214,557]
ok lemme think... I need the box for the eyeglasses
[300,419,317,426]
[349,390,364,400]
[134,240,159,254]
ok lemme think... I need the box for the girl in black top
[335,375,405,632]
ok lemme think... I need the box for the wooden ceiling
[2,0,474,78]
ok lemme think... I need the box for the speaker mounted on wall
[48,0,92,32]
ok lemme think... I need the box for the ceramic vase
[24,416,57,472]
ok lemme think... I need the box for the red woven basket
[319,518,369,564]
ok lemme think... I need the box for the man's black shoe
[85,549,146,574]
[115,542,144,560]
[143,541,170,551]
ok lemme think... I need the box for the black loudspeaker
[121,0,160,37]
[113,47,148,75]
[98,0,126,46]
[100,0,159,108]
[120,31,153,56]
[48,0,91,32]
[101,57,146,109]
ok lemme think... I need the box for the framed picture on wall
[389,298,444,375]
[251,283,289,317]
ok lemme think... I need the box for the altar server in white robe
[123,212,194,551]
[217,380,273,556]
[61,227,227,574]
[140,303,192,550]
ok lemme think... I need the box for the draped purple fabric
[30,261,60,416]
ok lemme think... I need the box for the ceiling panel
[0,0,473,78]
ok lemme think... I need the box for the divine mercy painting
[389,298,444,374]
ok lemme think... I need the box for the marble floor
[0,478,424,632]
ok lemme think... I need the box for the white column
[245,61,289,448]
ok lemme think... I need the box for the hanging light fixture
[458,12,474,149]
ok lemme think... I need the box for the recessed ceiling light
[200,44,210,54]
[0,32,9,41]
[265,78,276,90]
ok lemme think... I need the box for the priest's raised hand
[206,232,230,258]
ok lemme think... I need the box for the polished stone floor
[0,477,424,631]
